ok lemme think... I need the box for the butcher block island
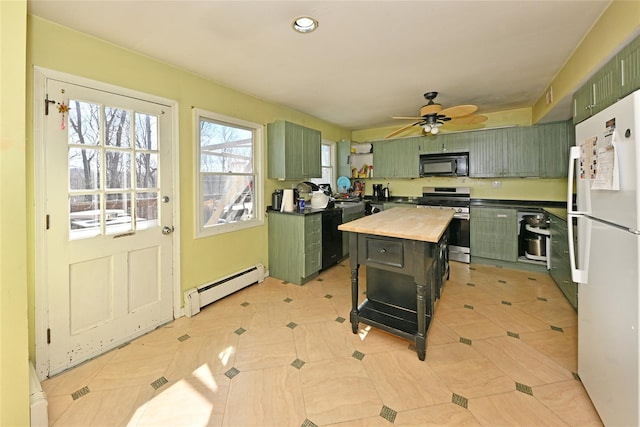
[338,207,454,360]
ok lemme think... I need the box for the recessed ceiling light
[292,16,318,34]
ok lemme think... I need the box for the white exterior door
[42,77,175,375]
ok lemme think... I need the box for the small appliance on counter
[310,190,329,209]
[372,184,384,201]
[271,189,283,211]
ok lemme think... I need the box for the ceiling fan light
[292,16,318,33]
[430,126,439,135]
[422,124,432,132]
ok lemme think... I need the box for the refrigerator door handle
[567,146,585,215]
[567,213,588,284]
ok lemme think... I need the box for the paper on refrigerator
[578,117,619,191]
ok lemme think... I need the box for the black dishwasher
[321,209,343,269]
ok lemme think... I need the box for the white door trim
[33,66,182,379]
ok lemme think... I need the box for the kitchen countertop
[338,207,454,243]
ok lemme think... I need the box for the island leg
[350,266,359,334]
[349,232,360,334]
[416,282,427,360]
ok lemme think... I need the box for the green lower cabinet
[268,212,321,285]
[549,216,578,309]
[470,207,518,262]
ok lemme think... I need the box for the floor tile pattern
[42,261,603,426]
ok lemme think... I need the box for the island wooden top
[338,207,454,243]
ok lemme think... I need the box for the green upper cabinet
[591,61,622,116]
[418,132,470,154]
[267,120,321,180]
[503,127,540,177]
[373,137,420,178]
[337,139,352,179]
[470,127,539,178]
[619,35,640,99]
[573,58,621,124]
[571,34,640,124]
[538,121,574,178]
[469,129,504,177]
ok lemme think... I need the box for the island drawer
[364,236,405,268]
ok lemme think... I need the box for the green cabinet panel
[573,83,593,124]
[418,133,469,154]
[470,207,518,262]
[548,215,577,309]
[591,61,622,116]
[469,129,504,177]
[620,35,640,98]
[572,62,621,124]
[267,120,321,180]
[337,139,352,179]
[503,127,540,177]
[470,127,540,178]
[538,121,574,178]
[268,212,321,284]
[372,137,420,178]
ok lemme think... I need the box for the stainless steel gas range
[417,187,470,263]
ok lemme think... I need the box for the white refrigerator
[569,89,640,426]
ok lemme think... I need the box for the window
[195,108,263,237]
[311,140,335,188]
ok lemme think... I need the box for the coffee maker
[373,184,384,201]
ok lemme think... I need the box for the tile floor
[42,260,603,427]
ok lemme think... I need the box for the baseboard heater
[184,264,265,317]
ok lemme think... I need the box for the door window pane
[69,194,101,239]
[105,192,132,235]
[69,148,100,190]
[136,192,158,229]
[136,153,158,188]
[106,151,131,189]
[135,113,158,150]
[105,107,131,148]
[68,101,100,146]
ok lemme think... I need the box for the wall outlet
[492,181,502,189]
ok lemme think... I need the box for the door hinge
[46,214,50,230]
[47,328,51,344]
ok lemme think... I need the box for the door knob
[162,226,174,235]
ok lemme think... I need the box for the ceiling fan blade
[449,114,488,124]
[419,104,442,116]
[392,116,426,120]
[440,104,478,118]
[385,121,421,139]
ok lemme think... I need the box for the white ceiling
[28,0,611,131]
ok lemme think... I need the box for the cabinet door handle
[496,214,508,218]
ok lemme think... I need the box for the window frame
[311,139,336,188]
[194,108,264,238]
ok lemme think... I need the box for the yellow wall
[25,16,350,354]
[0,0,30,426]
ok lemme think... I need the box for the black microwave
[419,152,469,177]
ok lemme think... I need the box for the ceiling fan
[385,91,488,138]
